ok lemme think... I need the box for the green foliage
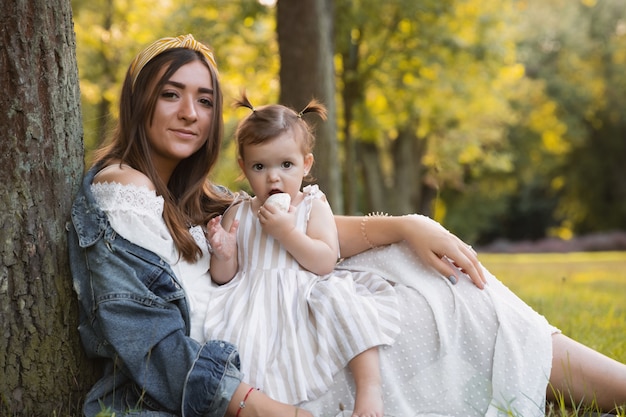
[331,0,577,244]
[335,0,626,241]
[513,0,626,236]
[334,0,522,217]
[72,0,626,240]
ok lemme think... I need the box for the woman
[67,34,626,417]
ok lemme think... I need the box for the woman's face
[145,60,214,176]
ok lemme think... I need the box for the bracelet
[360,212,389,249]
[236,387,257,417]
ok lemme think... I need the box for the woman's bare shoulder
[93,163,155,191]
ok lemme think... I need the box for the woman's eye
[199,97,214,107]
[161,91,179,99]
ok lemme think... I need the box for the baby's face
[239,132,313,205]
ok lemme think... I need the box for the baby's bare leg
[349,347,383,417]
[548,333,626,412]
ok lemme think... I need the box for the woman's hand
[402,215,487,289]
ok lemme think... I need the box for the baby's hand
[206,216,238,260]
[258,203,296,241]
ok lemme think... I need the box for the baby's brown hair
[234,92,327,164]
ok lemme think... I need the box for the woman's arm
[335,214,487,288]
[68,221,241,416]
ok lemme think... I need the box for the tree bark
[357,142,387,213]
[338,20,361,215]
[276,0,343,212]
[0,0,95,414]
[391,127,428,215]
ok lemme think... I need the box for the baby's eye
[252,163,264,171]
[281,161,293,169]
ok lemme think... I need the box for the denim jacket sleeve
[68,167,243,417]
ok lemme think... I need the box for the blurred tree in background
[72,0,626,245]
[458,0,626,244]
[517,0,626,236]
[277,0,342,210]
[334,0,521,222]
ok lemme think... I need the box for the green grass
[481,251,626,417]
[480,251,626,364]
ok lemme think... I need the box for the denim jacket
[67,165,243,417]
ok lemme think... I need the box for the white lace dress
[92,181,558,417]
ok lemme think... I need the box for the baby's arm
[260,198,338,275]
[207,210,239,284]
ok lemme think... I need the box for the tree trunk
[357,141,387,214]
[0,0,96,414]
[276,0,343,212]
[339,23,361,215]
[391,127,428,215]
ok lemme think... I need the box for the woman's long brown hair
[94,48,232,262]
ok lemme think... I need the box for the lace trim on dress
[301,184,327,222]
[302,184,321,201]
[92,182,164,218]
[189,225,208,248]
[91,181,179,264]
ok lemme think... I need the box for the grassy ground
[19,252,626,417]
[480,251,626,417]
[480,251,626,364]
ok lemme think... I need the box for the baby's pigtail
[298,99,327,121]
[234,91,255,113]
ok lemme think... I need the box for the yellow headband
[129,34,218,90]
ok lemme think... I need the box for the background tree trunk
[0,0,95,414]
[338,20,361,216]
[276,0,343,212]
[391,128,428,215]
[357,142,387,213]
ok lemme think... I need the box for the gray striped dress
[202,185,400,404]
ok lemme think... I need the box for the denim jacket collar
[71,163,110,248]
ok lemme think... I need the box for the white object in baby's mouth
[264,193,291,212]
